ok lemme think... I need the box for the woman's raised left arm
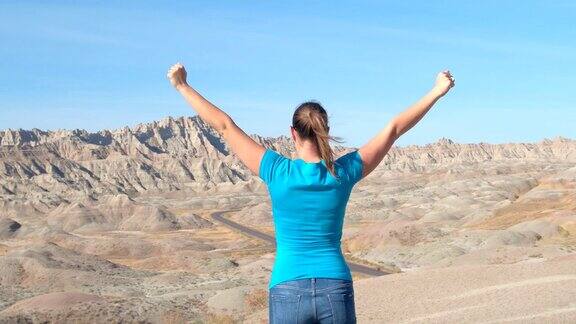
[167,63,266,176]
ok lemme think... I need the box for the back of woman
[261,145,363,323]
[167,62,455,323]
[258,101,363,323]
[260,147,363,288]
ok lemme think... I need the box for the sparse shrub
[160,309,188,324]
[244,288,268,312]
[202,313,236,324]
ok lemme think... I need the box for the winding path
[211,210,391,277]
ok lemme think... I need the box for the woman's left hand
[432,70,455,97]
[167,62,188,89]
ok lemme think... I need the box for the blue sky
[0,1,574,147]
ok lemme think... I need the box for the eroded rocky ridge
[2,115,574,206]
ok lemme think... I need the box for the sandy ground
[245,253,576,323]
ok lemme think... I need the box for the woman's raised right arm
[357,70,455,179]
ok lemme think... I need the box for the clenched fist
[433,70,455,97]
[167,63,188,89]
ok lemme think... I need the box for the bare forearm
[391,87,444,138]
[176,84,231,133]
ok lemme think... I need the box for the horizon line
[0,114,573,149]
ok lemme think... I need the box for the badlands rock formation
[1,115,575,322]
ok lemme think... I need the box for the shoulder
[335,149,362,164]
[335,149,363,184]
[261,149,289,163]
[258,149,290,184]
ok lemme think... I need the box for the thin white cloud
[370,26,573,60]
[41,26,128,47]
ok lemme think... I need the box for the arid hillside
[1,116,575,322]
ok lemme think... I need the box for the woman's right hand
[432,70,455,97]
[167,62,189,90]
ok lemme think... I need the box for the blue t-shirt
[258,148,364,289]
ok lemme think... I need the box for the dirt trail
[210,209,392,277]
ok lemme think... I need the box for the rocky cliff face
[379,136,576,172]
[0,116,293,207]
[1,115,574,212]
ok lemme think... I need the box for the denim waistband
[270,277,353,293]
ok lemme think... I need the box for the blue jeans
[269,278,357,323]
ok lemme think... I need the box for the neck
[296,145,322,162]
[298,154,322,163]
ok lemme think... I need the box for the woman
[167,63,455,323]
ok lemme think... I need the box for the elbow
[216,114,234,136]
[387,119,401,141]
